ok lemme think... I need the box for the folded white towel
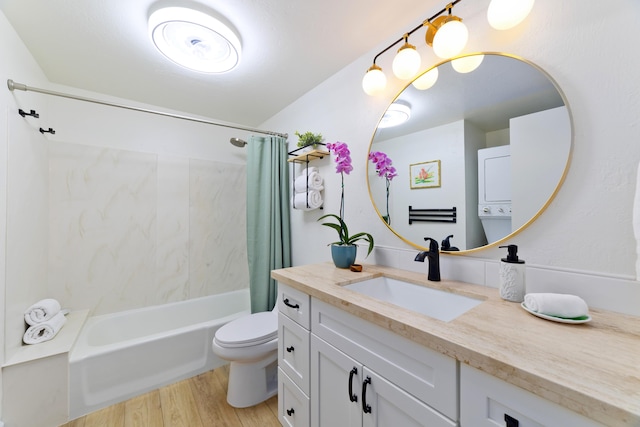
[301,166,318,176]
[292,191,323,210]
[24,298,61,326]
[294,171,324,192]
[23,311,67,345]
[524,293,589,318]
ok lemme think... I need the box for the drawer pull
[286,346,295,353]
[348,367,358,402]
[286,408,295,416]
[283,298,300,309]
[504,414,519,427]
[362,376,372,414]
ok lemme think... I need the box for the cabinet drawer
[279,312,310,394]
[312,298,457,421]
[278,283,311,329]
[460,364,603,427]
[279,368,310,427]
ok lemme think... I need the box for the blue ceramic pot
[331,244,357,269]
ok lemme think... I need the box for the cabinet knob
[286,408,295,416]
[286,346,295,353]
[505,414,519,427]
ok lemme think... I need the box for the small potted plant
[295,131,323,152]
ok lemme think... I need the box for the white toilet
[211,309,278,408]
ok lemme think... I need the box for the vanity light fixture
[412,67,439,90]
[451,54,484,73]
[362,0,535,95]
[378,102,411,128]
[487,0,535,30]
[149,7,241,73]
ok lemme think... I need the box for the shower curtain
[246,135,292,312]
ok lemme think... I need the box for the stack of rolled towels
[23,298,68,345]
[523,293,589,319]
[292,166,324,210]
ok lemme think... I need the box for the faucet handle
[423,237,439,252]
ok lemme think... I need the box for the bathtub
[69,289,250,419]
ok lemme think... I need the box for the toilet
[211,308,278,408]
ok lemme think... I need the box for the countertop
[271,263,640,427]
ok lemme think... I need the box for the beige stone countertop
[271,262,640,427]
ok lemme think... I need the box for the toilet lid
[215,311,278,347]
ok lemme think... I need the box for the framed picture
[410,160,441,189]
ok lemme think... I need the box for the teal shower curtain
[246,135,292,312]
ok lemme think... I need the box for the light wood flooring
[60,364,280,427]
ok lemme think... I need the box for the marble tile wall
[48,141,248,316]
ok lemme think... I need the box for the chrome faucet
[414,237,441,281]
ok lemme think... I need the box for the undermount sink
[343,276,482,322]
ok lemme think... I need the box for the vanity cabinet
[460,364,603,427]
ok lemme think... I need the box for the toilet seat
[215,311,277,348]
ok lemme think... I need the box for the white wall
[262,1,640,298]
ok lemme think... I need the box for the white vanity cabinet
[460,364,604,427]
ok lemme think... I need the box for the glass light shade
[378,102,411,128]
[432,19,468,59]
[412,67,439,90]
[392,44,421,80]
[488,0,535,30]
[362,66,387,96]
[149,7,241,73]
[451,55,485,73]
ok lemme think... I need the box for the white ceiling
[0,0,439,127]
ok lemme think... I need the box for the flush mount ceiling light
[378,102,411,128]
[149,7,241,73]
[362,0,535,95]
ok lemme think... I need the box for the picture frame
[410,160,441,189]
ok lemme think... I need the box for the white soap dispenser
[498,245,525,302]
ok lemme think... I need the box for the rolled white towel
[300,166,318,176]
[24,298,61,325]
[294,171,324,192]
[523,293,589,319]
[23,311,67,345]
[292,191,323,210]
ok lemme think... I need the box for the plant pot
[331,244,357,269]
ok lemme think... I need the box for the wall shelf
[287,148,330,164]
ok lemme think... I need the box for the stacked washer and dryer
[478,145,512,243]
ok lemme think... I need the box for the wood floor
[60,364,280,427]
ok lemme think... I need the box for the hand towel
[523,293,589,319]
[24,298,61,325]
[294,171,324,192]
[23,311,67,344]
[293,190,323,210]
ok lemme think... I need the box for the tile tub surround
[271,263,640,427]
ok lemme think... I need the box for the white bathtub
[69,289,250,419]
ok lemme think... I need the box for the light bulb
[362,65,387,96]
[412,67,439,90]
[432,19,468,59]
[392,42,421,80]
[488,0,535,30]
[451,54,484,73]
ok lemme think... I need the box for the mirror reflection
[368,53,572,252]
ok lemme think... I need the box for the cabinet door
[361,367,456,427]
[311,335,362,427]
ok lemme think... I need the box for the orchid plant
[368,151,397,225]
[318,142,374,256]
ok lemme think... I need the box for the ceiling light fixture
[378,102,411,128]
[149,7,241,73]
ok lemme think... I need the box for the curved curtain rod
[6,79,288,139]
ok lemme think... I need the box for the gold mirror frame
[367,53,574,254]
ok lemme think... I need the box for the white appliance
[478,145,512,242]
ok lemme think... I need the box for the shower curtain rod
[6,79,288,139]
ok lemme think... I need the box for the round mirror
[367,53,572,253]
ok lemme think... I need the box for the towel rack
[288,144,327,210]
[408,206,457,224]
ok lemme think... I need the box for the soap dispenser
[498,245,525,302]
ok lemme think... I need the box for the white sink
[343,276,482,322]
